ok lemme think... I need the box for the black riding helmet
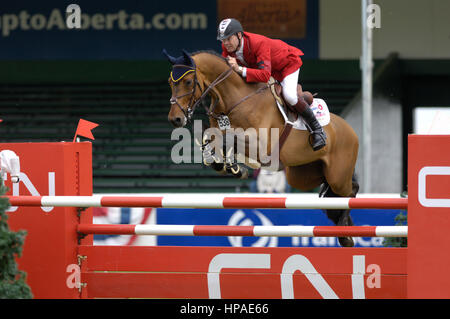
[217,18,243,41]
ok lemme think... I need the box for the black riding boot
[290,96,327,151]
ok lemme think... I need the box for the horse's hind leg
[320,175,359,247]
[321,119,359,246]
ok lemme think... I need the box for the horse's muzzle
[169,115,186,128]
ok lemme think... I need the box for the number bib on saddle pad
[276,98,331,131]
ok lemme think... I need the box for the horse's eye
[185,79,192,86]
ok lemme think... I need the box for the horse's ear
[162,49,177,65]
[181,49,194,67]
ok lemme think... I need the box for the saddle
[268,77,317,152]
[268,77,315,123]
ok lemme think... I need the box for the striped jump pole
[77,224,408,237]
[5,194,408,209]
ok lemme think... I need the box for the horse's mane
[191,50,229,65]
[190,50,262,89]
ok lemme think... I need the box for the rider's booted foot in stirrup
[289,96,327,151]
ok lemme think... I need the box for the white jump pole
[77,224,408,237]
[5,195,408,209]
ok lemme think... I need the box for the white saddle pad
[276,98,331,130]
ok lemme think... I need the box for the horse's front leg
[223,146,249,179]
[196,133,227,175]
[196,128,249,179]
[222,130,249,179]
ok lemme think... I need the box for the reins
[192,67,233,120]
[170,60,272,122]
[225,82,273,117]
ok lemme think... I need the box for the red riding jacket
[221,32,304,83]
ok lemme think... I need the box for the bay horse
[164,49,359,247]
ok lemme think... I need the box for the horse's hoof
[238,167,249,179]
[210,162,227,175]
[338,237,354,247]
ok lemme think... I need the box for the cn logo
[208,253,380,299]
[6,172,55,213]
[418,166,450,208]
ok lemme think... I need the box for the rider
[217,18,326,151]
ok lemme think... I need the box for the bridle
[169,65,203,122]
[169,61,272,123]
[169,63,234,122]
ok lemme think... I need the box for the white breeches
[280,68,300,106]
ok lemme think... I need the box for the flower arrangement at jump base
[0,178,32,299]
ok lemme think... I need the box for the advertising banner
[0,0,318,59]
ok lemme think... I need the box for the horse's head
[163,49,201,128]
